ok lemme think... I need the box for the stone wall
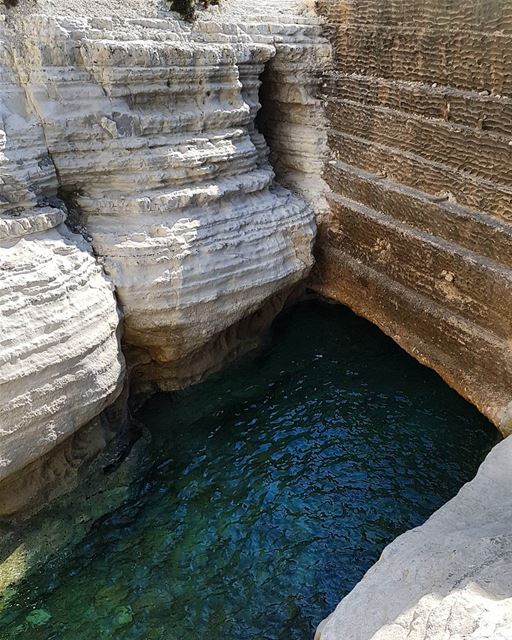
[312,0,512,434]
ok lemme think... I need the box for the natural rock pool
[0,301,499,639]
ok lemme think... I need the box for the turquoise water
[0,302,498,639]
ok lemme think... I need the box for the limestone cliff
[312,1,512,638]
[0,3,328,507]
[312,0,512,436]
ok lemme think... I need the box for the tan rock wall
[313,0,512,434]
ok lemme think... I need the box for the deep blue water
[0,301,498,639]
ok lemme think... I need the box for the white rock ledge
[0,217,125,484]
[316,435,512,640]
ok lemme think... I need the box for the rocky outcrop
[316,435,512,640]
[0,37,125,494]
[0,4,327,505]
[8,12,327,393]
[312,0,512,435]
[257,26,330,213]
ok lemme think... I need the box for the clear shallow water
[0,301,499,640]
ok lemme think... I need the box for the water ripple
[0,302,499,640]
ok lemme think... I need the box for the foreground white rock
[316,435,512,640]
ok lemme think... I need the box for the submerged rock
[25,609,51,627]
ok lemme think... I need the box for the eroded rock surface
[313,0,512,435]
[5,11,327,391]
[0,3,327,499]
[313,1,512,638]
[316,435,512,640]
[0,36,125,490]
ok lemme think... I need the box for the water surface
[0,301,498,639]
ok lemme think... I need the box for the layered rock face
[316,435,512,640]
[312,0,512,435]
[7,13,326,390]
[0,32,125,495]
[0,5,327,502]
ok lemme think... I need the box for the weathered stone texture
[6,14,328,391]
[313,0,512,434]
[0,5,328,500]
[0,31,125,488]
[316,434,512,640]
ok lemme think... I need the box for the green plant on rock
[169,0,219,22]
